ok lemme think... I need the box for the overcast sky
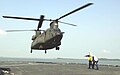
[0,0,120,59]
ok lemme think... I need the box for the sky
[0,0,120,59]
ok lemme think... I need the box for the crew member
[88,54,92,69]
[92,55,99,70]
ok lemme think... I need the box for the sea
[0,57,120,66]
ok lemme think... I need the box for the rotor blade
[44,19,53,21]
[3,16,40,21]
[57,3,93,20]
[6,29,45,32]
[6,29,35,32]
[37,15,44,30]
[43,19,77,26]
[58,21,77,26]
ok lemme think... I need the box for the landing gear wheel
[56,47,60,50]
[45,50,47,54]
[30,49,32,53]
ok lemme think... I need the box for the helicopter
[3,3,93,53]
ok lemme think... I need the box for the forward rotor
[3,16,77,26]
[3,3,93,27]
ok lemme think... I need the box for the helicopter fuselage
[31,27,64,53]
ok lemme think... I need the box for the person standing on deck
[92,55,99,70]
[87,52,93,69]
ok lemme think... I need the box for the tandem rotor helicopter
[3,3,93,53]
